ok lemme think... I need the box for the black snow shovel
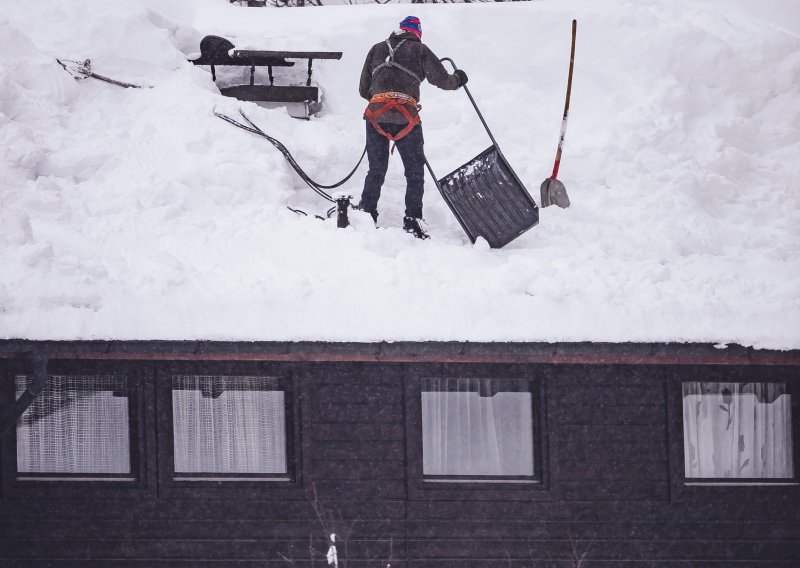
[424,58,539,249]
[540,19,577,209]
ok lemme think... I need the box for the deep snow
[1,0,798,348]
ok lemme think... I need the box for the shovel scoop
[540,176,570,208]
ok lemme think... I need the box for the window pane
[682,382,794,479]
[422,378,534,477]
[16,375,131,474]
[172,375,287,474]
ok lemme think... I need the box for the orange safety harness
[364,91,421,142]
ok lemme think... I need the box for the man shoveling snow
[357,16,468,240]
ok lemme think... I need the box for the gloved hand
[454,69,468,87]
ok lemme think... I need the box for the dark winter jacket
[359,32,461,124]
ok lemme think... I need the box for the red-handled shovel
[540,19,577,209]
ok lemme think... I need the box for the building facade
[1,341,799,566]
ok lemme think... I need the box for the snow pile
[1,0,798,348]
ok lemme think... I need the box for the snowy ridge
[1,0,798,348]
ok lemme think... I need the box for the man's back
[359,32,460,105]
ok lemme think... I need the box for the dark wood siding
[551,365,670,502]
[0,343,799,567]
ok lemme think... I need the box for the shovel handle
[551,19,577,179]
[440,57,501,152]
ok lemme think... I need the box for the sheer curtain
[16,375,131,474]
[683,382,794,479]
[172,375,286,474]
[422,378,534,477]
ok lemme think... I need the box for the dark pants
[360,121,425,219]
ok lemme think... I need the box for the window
[682,382,794,480]
[16,374,133,478]
[421,377,537,481]
[171,375,288,479]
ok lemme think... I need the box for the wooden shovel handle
[551,19,577,179]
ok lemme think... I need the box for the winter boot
[403,216,430,240]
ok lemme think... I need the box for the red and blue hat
[399,16,422,39]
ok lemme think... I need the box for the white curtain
[683,382,794,479]
[422,378,534,477]
[172,375,286,474]
[16,375,131,474]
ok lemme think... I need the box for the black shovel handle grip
[439,57,501,151]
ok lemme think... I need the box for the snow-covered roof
[2,0,798,349]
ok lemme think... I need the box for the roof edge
[0,340,798,366]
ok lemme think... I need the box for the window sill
[16,476,137,482]
[684,481,799,487]
[172,476,292,482]
[424,478,540,485]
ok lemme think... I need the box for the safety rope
[214,109,367,217]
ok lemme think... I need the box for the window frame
[667,365,800,501]
[0,358,148,498]
[405,363,550,501]
[155,361,304,499]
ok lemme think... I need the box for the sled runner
[425,59,539,249]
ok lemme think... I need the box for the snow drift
[1,0,799,348]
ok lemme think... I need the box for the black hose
[214,109,367,204]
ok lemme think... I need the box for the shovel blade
[437,146,539,248]
[540,177,570,209]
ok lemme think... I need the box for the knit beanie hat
[399,16,422,38]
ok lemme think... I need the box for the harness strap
[364,92,421,142]
[372,39,422,83]
[370,91,418,107]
